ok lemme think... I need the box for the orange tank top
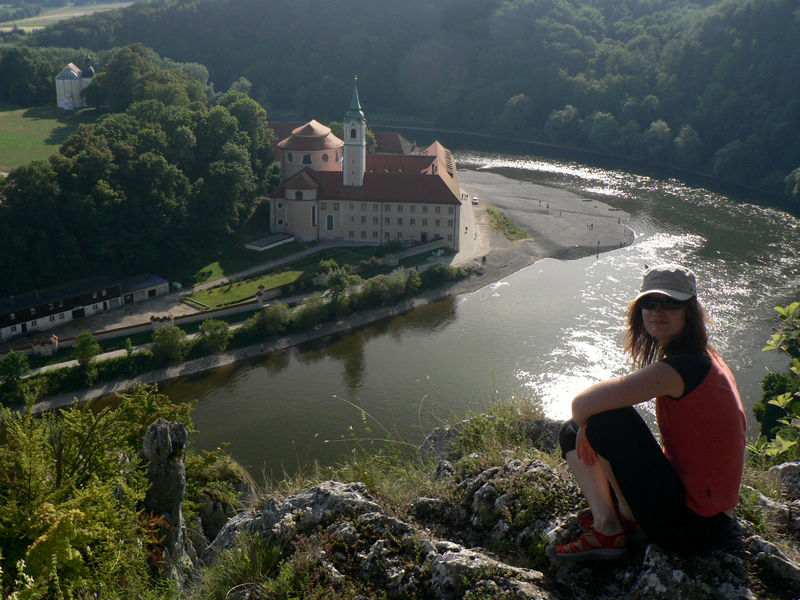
[656,347,746,516]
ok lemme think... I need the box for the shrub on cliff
[751,301,800,465]
[0,384,192,597]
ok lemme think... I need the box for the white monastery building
[55,57,94,110]
[270,81,462,250]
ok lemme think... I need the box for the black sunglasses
[639,296,689,311]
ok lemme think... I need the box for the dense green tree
[643,119,673,162]
[0,350,29,403]
[785,167,800,206]
[586,111,620,151]
[0,350,28,384]
[84,43,202,113]
[545,105,585,146]
[197,318,231,352]
[151,324,188,363]
[72,330,101,383]
[673,124,703,167]
[72,330,101,369]
[0,46,54,105]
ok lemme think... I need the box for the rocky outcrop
[142,419,193,586]
[203,480,552,599]
[189,417,800,598]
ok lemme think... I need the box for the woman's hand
[576,424,597,465]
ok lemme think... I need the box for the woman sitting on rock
[550,264,746,561]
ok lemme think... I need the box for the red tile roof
[277,119,344,151]
[275,168,459,205]
[291,119,331,137]
[283,169,319,190]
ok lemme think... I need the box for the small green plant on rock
[749,301,800,466]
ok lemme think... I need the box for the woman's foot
[578,506,638,534]
[577,506,647,546]
[547,527,627,561]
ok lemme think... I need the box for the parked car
[471,196,479,205]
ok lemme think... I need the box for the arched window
[294,191,303,200]
[326,214,334,231]
[350,128,356,139]
[302,154,311,164]
[287,153,293,162]
[322,153,329,163]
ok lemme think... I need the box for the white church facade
[270,82,462,250]
[55,57,94,110]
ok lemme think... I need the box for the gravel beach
[445,168,633,295]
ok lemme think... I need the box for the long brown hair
[623,296,709,368]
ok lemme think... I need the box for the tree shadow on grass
[21,106,98,146]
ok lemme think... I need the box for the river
[163,152,800,479]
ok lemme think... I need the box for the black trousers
[559,407,732,555]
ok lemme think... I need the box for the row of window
[373,217,452,226]
[328,215,452,230]
[286,152,339,164]
[7,290,109,320]
[345,231,454,242]
[7,312,67,332]
[317,202,454,214]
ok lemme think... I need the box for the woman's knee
[586,407,649,457]
[558,419,578,459]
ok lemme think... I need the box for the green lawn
[191,241,313,285]
[0,2,132,31]
[0,104,97,172]
[190,270,305,308]
[187,246,379,308]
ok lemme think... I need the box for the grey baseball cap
[634,264,697,302]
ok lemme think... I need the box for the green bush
[0,384,192,597]
[152,324,189,364]
[420,263,467,288]
[291,293,330,330]
[197,319,232,353]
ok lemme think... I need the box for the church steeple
[346,77,365,124]
[343,76,366,187]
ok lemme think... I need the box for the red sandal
[548,527,627,561]
[577,507,639,535]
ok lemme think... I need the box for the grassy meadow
[0,102,96,172]
[0,2,133,31]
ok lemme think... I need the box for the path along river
[164,152,800,479]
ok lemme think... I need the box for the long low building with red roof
[270,81,462,249]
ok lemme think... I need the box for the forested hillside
[20,0,800,201]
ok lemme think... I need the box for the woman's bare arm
[571,361,684,425]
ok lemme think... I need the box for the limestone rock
[519,417,563,453]
[141,419,193,586]
[194,451,800,599]
[745,535,800,596]
[769,461,800,499]
[625,544,754,600]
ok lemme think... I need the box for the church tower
[343,77,366,187]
